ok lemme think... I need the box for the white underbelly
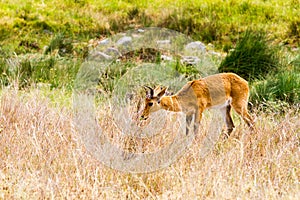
[209,97,232,109]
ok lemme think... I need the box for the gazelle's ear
[154,86,162,91]
[157,87,167,99]
[143,86,154,98]
[153,86,164,96]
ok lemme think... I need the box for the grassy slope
[0,0,299,54]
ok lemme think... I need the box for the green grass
[250,65,300,108]
[0,53,81,89]
[0,0,299,55]
[0,0,299,107]
[218,29,282,81]
[249,48,300,108]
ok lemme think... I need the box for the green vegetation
[0,53,80,89]
[1,0,299,54]
[250,51,300,108]
[0,0,299,105]
[218,30,281,80]
[217,29,299,109]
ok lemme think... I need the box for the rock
[208,50,221,57]
[181,56,201,65]
[156,40,171,49]
[161,55,173,61]
[43,29,53,35]
[90,51,112,61]
[104,47,121,57]
[156,40,171,45]
[116,36,132,46]
[98,38,110,45]
[185,41,206,53]
[207,43,215,49]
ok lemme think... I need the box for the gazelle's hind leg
[231,99,255,132]
[220,105,235,136]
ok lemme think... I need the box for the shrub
[1,54,79,90]
[250,70,300,107]
[290,50,300,71]
[2,56,54,88]
[287,20,300,42]
[219,30,281,81]
[44,33,73,56]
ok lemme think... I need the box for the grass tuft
[219,29,281,81]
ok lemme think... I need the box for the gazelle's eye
[148,102,153,106]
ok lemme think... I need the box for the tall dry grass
[0,88,299,199]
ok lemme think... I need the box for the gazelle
[140,73,255,136]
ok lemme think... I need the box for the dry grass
[0,88,299,199]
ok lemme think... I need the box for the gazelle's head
[140,86,167,120]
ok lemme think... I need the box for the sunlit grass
[0,88,299,199]
[0,0,299,54]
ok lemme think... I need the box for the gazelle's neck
[160,96,181,112]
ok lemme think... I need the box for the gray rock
[156,40,171,45]
[105,47,121,57]
[98,38,110,45]
[90,51,112,61]
[185,41,206,53]
[181,56,201,65]
[161,55,173,61]
[208,50,221,57]
[116,36,132,46]
[156,40,171,49]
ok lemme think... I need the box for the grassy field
[0,0,299,199]
[0,87,299,199]
[0,0,299,54]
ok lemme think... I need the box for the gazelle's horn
[143,86,154,97]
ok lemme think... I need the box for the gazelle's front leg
[185,114,194,136]
[185,109,201,136]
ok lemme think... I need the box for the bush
[287,20,300,43]
[1,53,80,90]
[250,70,300,106]
[219,30,281,81]
[290,50,300,71]
[44,33,73,56]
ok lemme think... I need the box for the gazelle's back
[177,73,249,109]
